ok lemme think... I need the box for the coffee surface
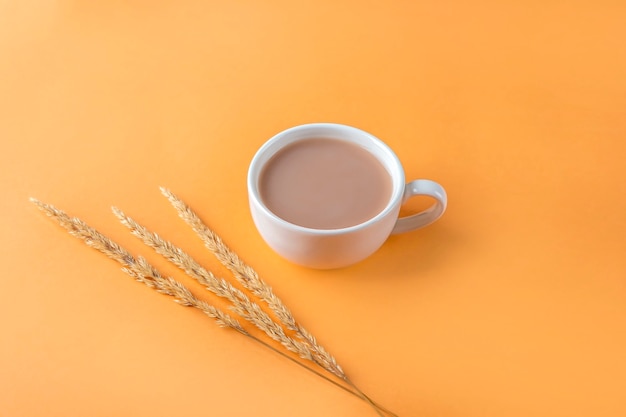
[259,138,392,229]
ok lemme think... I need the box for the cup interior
[248,123,405,233]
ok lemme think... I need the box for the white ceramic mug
[247,123,447,269]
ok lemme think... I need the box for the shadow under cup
[247,123,408,269]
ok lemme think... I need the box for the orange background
[1,1,625,416]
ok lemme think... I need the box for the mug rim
[247,122,406,236]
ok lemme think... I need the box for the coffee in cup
[248,123,447,269]
[258,137,392,230]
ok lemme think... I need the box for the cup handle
[391,179,447,235]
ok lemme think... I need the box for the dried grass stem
[31,196,395,417]
[160,187,345,379]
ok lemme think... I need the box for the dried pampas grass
[31,190,396,417]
